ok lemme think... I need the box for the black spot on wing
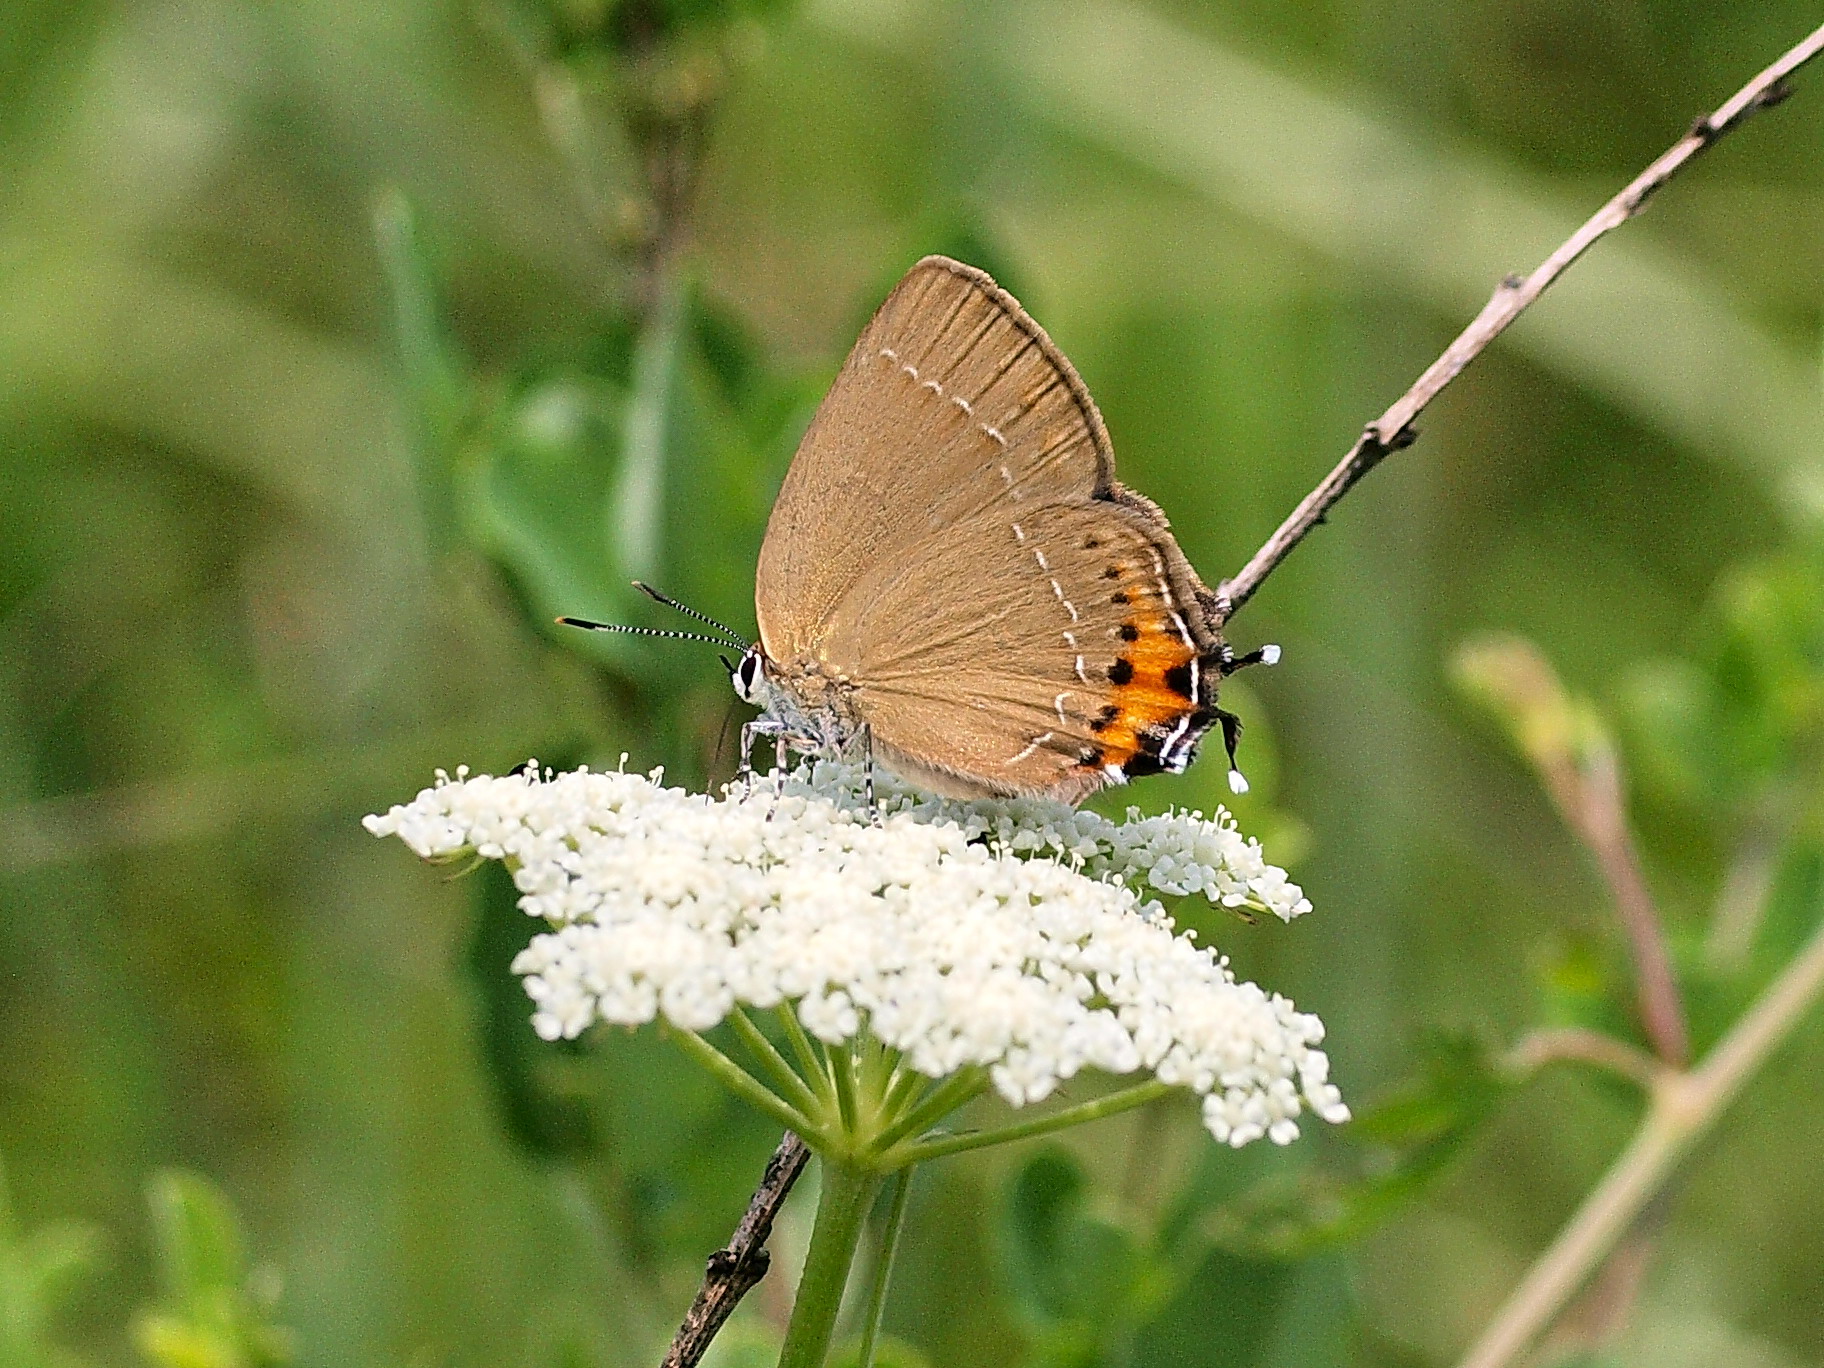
[1108,658,1134,685]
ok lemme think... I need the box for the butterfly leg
[1219,643,1282,676]
[858,723,878,820]
[736,720,762,792]
[1215,706,1249,795]
[755,735,791,822]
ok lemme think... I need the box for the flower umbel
[365,759,1347,1155]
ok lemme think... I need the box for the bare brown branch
[1215,21,1824,620]
[1456,636,1690,1066]
[660,1130,811,1368]
[1572,747,1691,1067]
[1505,1027,1663,1090]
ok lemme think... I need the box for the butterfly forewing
[755,258,1117,663]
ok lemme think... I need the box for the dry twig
[1216,22,1824,621]
[660,1130,812,1368]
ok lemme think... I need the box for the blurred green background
[3,0,1823,1365]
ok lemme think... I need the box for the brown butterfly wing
[760,257,1113,657]
[757,255,1225,801]
[832,502,1221,800]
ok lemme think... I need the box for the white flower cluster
[787,760,1312,921]
[364,762,1347,1146]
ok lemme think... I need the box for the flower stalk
[778,1160,882,1368]
[890,1078,1174,1166]
[855,1169,914,1368]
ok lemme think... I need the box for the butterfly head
[729,645,769,706]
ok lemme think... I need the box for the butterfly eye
[733,651,765,704]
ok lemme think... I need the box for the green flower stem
[856,1167,914,1368]
[777,1159,882,1368]
[879,1063,927,1121]
[670,1029,815,1137]
[829,1040,860,1136]
[889,1079,1174,1166]
[859,1037,900,1100]
[778,1005,835,1102]
[870,1068,989,1155]
[729,1008,824,1120]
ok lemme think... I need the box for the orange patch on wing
[1083,616,1202,771]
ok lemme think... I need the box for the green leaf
[1622,550,1824,811]
[996,1149,1157,1364]
[464,286,787,659]
[611,277,685,585]
[144,1174,242,1307]
[465,857,599,1161]
[134,1172,291,1368]
[465,364,642,651]
[827,1334,933,1368]
[1135,1252,1356,1368]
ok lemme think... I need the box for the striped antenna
[556,618,736,647]
[631,582,746,645]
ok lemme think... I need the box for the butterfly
[569,256,1272,803]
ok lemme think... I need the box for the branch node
[1362,423,1418,458]
[1501,272,1526,291]
[1757,76,1795,111]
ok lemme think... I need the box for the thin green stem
[777,1159,881,1368]
[869,1068,989,1156]
[1458,906,1824,1368]
[856,1168,915,1368]
[670,1029,814,1138]
[859,1037,900,1101]
[728,1008,825,1121]
[829,1040,860,1140]
[778,1005,835,1104]
[879,1063,928,1122]
[890,1080,1173,1166]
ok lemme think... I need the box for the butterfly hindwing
[834,502,1223,800]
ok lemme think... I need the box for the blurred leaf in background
[132,1173,291,1368]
